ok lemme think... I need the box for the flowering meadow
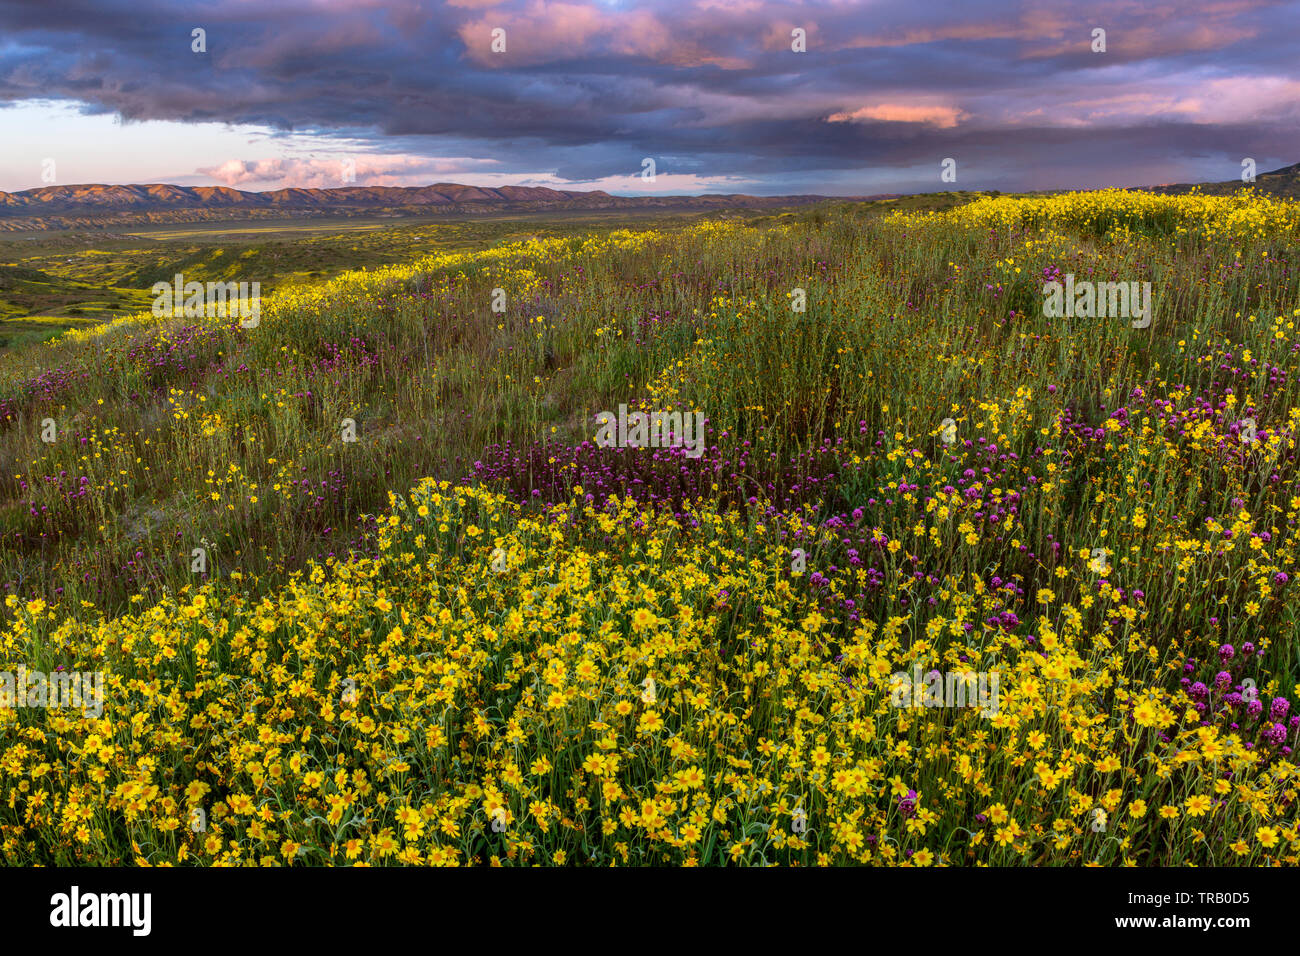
[1,189,1299,865]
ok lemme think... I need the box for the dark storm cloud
[0,0,1297,193]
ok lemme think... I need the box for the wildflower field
[1,188,1299,866]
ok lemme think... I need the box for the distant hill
[1144,162,1300,200]
[0,182,831,232]
[8,163,1289,235]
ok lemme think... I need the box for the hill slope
[1147,162,1300,199]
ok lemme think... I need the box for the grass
[0,208,818,339]
[0,187,1298,866]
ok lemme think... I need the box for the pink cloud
[828,103,968,128]
[457,0,751,68]
[198,154,501,188]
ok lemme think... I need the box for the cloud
[0,0,1297,195]
[456,0,751,68]
[198,154,505,188]
[827,104,969,128]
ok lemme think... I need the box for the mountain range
[0,182,833,232]
[1,163,1295,233]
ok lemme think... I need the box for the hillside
[1,192,1298,867]
[1146,161,1300,200]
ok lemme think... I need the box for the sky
[0,0,1297,197]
